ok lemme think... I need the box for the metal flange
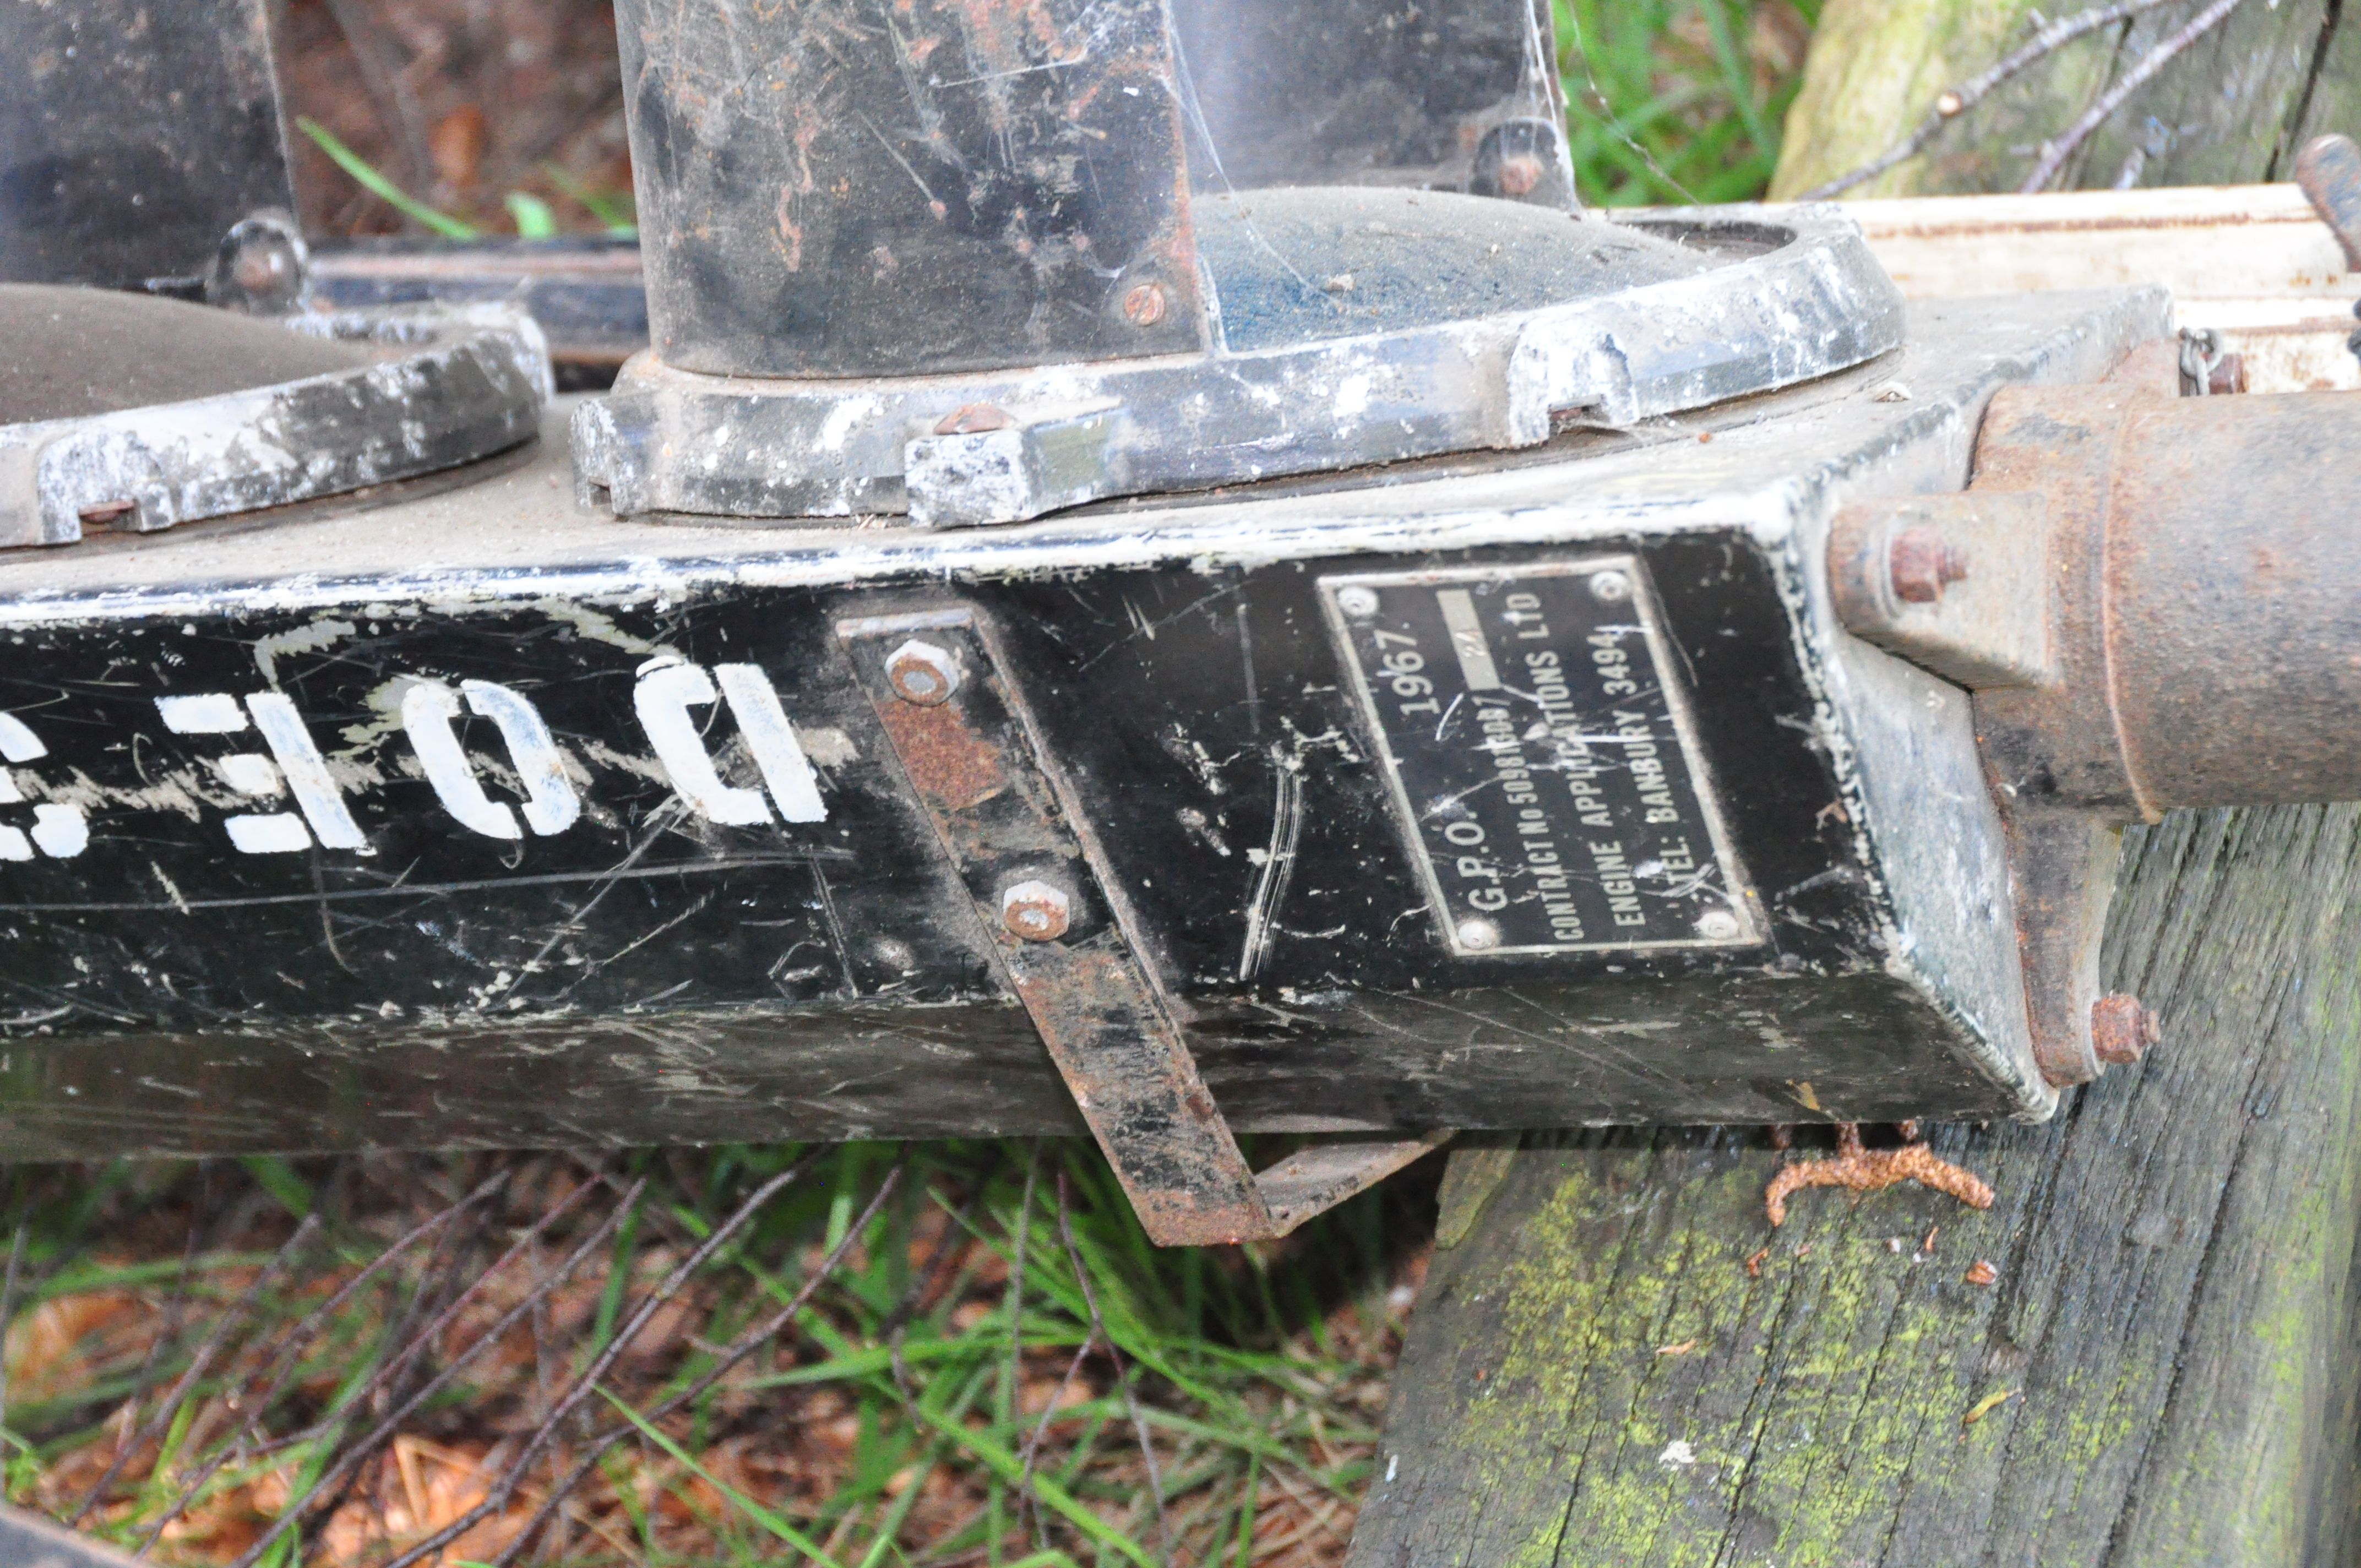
[575,204,1904,529]
[0,298,550,549]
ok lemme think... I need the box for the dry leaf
[1962,1388,2018,1427]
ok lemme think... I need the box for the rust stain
[877,699,1007,813]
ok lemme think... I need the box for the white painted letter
[633,661,827,826]
[463,680,580,836]
[156,691,368,855]
[634,663,770,825]
[714,664,827,824]
[401,679,580,840]
[0,712,86,859]
[403,682,520,839]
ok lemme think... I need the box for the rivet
[1456,918,1500,951]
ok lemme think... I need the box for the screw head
[884,640,960,706]
[1121,281,1168,326]
[1889,526,1970,604]
[209,214,307,313]
[1455,918,1500,951]
[1495,154,1546,198]
[1696,907,1743,941]
[2090,993,2162,1066]
[1335,585,1381,618]
[1000,880,1072,942]
[1588,569,1631,603]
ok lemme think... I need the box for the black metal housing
[0,291,2167,1159]
[0,0,294,294]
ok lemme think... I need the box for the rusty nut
[2090,993,2162,1066]
[884,640,960,706]
[1000,880,1071,942]
[1889,526,1970,604]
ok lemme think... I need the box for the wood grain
[1348,804,2361,1565]
[1772,0,2351,199]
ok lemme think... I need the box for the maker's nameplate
[1326,558,1758,956]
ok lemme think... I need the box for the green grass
[1,1141,1429,1565]
[302,2,1808,240]
[1558,0,1820,206]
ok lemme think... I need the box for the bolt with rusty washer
[884,640,961,706]
[1000,880,1072,942]
[1889,526,1970,604]
[2091,993,2163,1066]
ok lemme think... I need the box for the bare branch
[135,1171,509,1556]
[2020,0,2251,192]
[486,1161,907,1566]
[1797,0,2178,200]
[227,1175,639,1568]
[375,1157,822,1568]
[73,1213,320,1525]
[1057,1172,1167,1561]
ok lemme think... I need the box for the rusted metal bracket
[839,608,1447,1246]
[1832,344,2361,1087]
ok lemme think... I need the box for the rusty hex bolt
[1000,880,1072,942]
[1495,154,1546,198]
[1889,526,1971,604]
[884,640,960,706]
[1121,281,1167,326]
[2091,993,2163,1066]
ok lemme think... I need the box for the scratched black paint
[0,536,2005,1158]
[614,0,1205,378]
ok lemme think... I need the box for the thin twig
[375,1158,822,1568]
[1057,1172,1168,1561]
[1798,0,2178,199]
[1560,5,1703,206]
[73,1212,320,1525]
[226,1175,639,1568]
[1000,1144,1038,1500]
[2020,0,2251,192]
[487,1161,907,1566]
[134,1172,508,1556]
[317,0,436,200]
[0,1201,26,1441]
[888,1179,992,1409]
[1016,1339,1092,1553]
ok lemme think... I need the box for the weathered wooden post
[1349,9,2361,1564]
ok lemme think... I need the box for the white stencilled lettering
[634,660,828,827]
[402,679,581,840]
[157,692,371,854]
[0,712,86,861]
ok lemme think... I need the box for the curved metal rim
[0,302,552,549]
[576,203,1905,529]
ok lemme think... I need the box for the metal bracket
[839,607,1447,1246]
